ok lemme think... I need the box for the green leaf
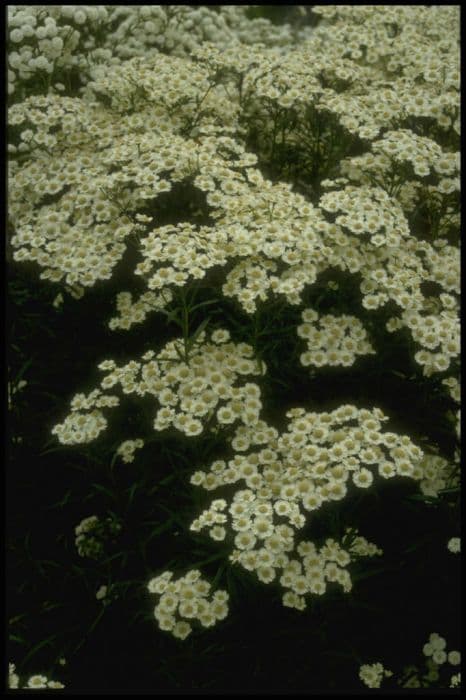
[21,635,57,666]
[159,504,186,529]
[91,483,118,501]
[190,299,218,312]
[144,519,174,542]
[48,489,72,510]
[126,482,139,506]
[12,357,34,384]
[40,445,70,456]
[158,307,182,326]
[211,561,227,590]
[187,316,211,351]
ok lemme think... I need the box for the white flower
[96,585,108,600]
[359,662,389,689]
[74,10,87,24]
[27,675,49,689]
[448,650,461,666]
[432,649,447,665]
[447,537,460,554]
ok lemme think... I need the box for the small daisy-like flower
[447,537,460,554]
[353,468,374,488]
[448,650,461,666]
[27,675,49,689]
[172,620,192,640]
[210,525,226,541]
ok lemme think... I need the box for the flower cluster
[8,6,307,103]
[116,438,144,464]
[394,631,461,688]
[8,4,460,684]
[190,405,426,605]
[297,309,375,368]
[108,290,173,332]
[417,452,459,499]
[147,569,229,639]
[51,389,119,444]
[344,529,383,558]
[52,330,265,444]
[8,662,64,690]
[74,514,121,559]
[359,662,392,689]
[422,633,460,667]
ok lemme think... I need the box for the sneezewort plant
[8,4,460,691]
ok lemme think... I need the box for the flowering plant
[7,4,459,693]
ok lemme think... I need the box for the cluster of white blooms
[9,2,460,667]
[74,514,121,559]
[359,662,392,689]
[108,290,173,331]
[319,185,410,247]
[308,6,459,137]
[442,377,460,404]
[397,309,459,378]
[344,529,383,558]
[8,662,64,690]
[9,7,460,397]
[8,6,309,102]
[51,389,119,444]
[190,405,427,605]
[51,330,265,443]
[147,569,229,639]
[297,308,375,368]
[447,537,460,554]
[397,632,461,689]
[116,438,144,464]
[417,453,459,499]
[340,134,460,209]
[423,633,461,668]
